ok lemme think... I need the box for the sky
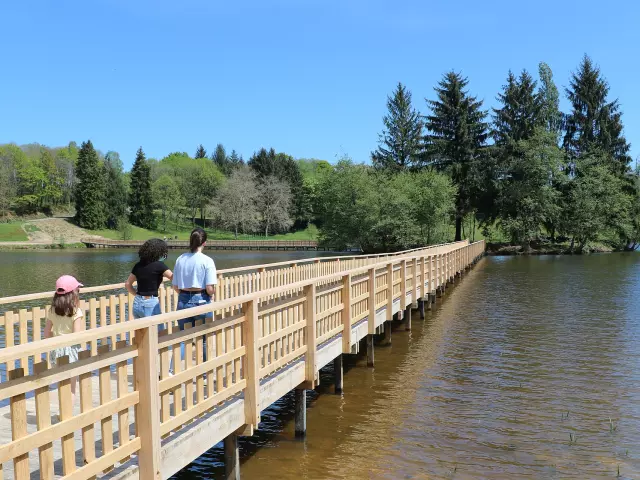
[1,0,639,170]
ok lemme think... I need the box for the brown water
[173,254,640,480]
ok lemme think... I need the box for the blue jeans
[132,295,165,333]
[177,292,211,362]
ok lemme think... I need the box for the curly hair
[138,238,168,263]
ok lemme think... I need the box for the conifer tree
[129,147,155,228]
[195,144,207,159]
[371,82,423,171]
[492,70,541,145]
[74,140,106,229]
[564,55,631,173]
[104,151,128,229]
[424,72,489,241]
[212,143,230,174]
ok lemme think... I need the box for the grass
[0,223,28,242]
[89,223,320,242]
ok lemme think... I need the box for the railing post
[243,299,261,427]
[412,257,418,307]
[387,263,394,319]
[420,256,426,299]
[368,268,376,335]
[304,284,317,386]
[342,274,352,353]
[400,260,407,310]
[134,326,161,480]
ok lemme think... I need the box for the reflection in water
[175,254,640,479]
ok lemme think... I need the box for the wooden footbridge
[0,240,485,480]
[81,239,341,251]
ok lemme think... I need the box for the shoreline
[485,242,622,256]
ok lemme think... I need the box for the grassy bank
[0,223,28,242]
[88,224,320,242]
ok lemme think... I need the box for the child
[43,275,85,396]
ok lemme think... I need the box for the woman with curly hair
[125,238,173,323]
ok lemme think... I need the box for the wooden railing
[0,240,485,480]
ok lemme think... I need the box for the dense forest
[0,55,637,253]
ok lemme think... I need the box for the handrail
[0,241,466,306]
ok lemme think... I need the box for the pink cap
[55,275,83,294]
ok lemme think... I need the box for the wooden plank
[242,299,260,427]
[412,258,418,305]
[368,268,376,335]
[9,368,29,480]
[98,344,114,473]
[159,330,171,433]
[33,362,54,480]
[18,310,28,370]
[184,324,194,413]
[341,274,352,353]
[58,356,76,475]
[5,312,14,372]
[400,260,407,310]
[134,326,161,480]
[109,295,117,345]
[195,321,205,405]
[116,341,131,462]
[62,439,141,480]
[77,350,96,480]
[304,283,317,383]
[99,297,108,347]
[89,298,98,354]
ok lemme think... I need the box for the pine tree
[195,144,207,159]
[564,55,631,173]
[371,82,423,171]
[74,140,106,229]
[492,70,541,145]
[129,147,155,228]
[104,151,128,229]
[424,72,489,241]
[538,62,562,140]
[212,143,229,174]
[228,150,244,170]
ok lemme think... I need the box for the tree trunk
[234,225,238,240]
[455,216,462,242]
[265,224,269,237]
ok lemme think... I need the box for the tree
[408,169,456,244]
[497,129,564,250]
[212,143,229,174]
[39,149,63,208]
[195,144,207,159]
[228,150,244,171]
[492,70,541,145]
[129,147,155,229]
[215,166,260,238]
[564,55,631,173]
[0,158,16,219]
[74,140,106,229]
[371,82,424,171]
[538,62,562,140]
[104,151,128,229]
[153,174,183,232]
[424,71,489,241]
[560,152,631,252]
[257,176,293,236]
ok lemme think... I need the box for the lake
[0,249,338,298]
[2,251,640,478]
[173,253,640,479]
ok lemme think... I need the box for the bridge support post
[404,306,412,331]
[295,388,307,438]
[224,433,240,480]
[334,355,343,394]
[418,299,425,319]
[383,321,392,345]
[366,335,374,367]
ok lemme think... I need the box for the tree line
[367,54,639,252]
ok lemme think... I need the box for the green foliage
[129,147,155,229]
[560,152,632,251]
[424,72,489,241]
[195,144,207,159]
[497,129,564,248]
[371,82,423,171]
[116,216,133,241]
[563,55,631,172]
[75,140,106,229]
[492,70,541,144]
[0,223,28,242]
[315,159,456,252]
[104,152,128,229]
[152,174,183,232]
[538,62,562,140]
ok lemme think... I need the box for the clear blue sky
[2,0,639,170]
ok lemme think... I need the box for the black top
[132,261,169,296]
